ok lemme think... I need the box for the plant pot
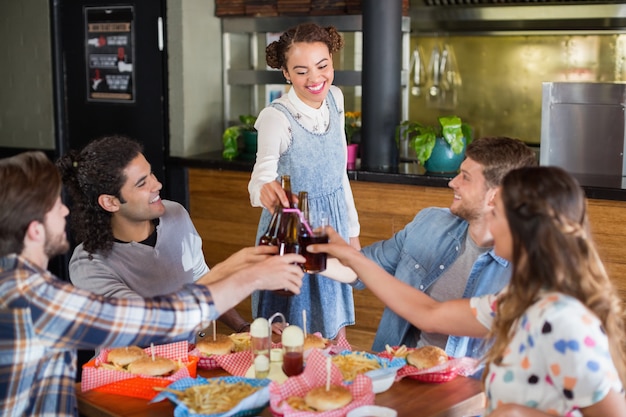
[241,130,258,160]
[424,136,466,174]
[347,143,359,170]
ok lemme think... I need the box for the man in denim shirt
[357,137,537,358]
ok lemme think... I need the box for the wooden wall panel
[189,168,626,348]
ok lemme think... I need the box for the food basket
[81,341,198,399]
[332,350,405,393]
[269,349,375,417]
[152,376,271,417]
[378,347,479,383]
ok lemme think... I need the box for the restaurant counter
[170,151,626,202]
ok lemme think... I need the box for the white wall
[167,0,224,157]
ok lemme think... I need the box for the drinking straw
[326,356,331,391]
[283,208,313,234]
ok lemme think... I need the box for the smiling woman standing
[248,23,361,341]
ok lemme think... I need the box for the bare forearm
[344,250,487,338]
[218,308,250,333]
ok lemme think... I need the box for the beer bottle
[297,191,310,243]
[275,207,300,296]
[281,174,295,208]
[281,210,301,255]
[259,205,283,246]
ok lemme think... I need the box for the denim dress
[251,91,355,339]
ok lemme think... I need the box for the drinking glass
[301,212,329,273]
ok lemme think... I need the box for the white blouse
[248,85,360,237]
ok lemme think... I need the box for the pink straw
[283,208,314,235]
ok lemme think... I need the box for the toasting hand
[305,227,360,284]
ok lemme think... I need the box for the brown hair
[464,136,538,189]
[265,22,344,70]
[56,135,143,255]
[485,166,626,386]
[0,152,62,257]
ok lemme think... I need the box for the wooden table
[76,368,485,417]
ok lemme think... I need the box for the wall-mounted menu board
[85,6,135,102]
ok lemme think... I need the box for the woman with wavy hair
[311,166,626,416]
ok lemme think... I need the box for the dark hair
[464,136,538,189]
[265,22,344,70]
[0,152,62,257]
[56,135,143,255]
[485,166,626,385]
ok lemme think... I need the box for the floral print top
[471,291,623,416]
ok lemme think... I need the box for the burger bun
[406,346,448,370]
[304,385,352,411]
[107,346,147,367]
[127,356,178,376]
[196,334,235,356]
[303,334,327,351]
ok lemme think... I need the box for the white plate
[347,405,398,417]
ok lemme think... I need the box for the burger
[304,385,352,411]
[196,334,235,356]
[406,345,448,370]
[106,346,147,367]
[127,356,178,377]
[303,334,327,351]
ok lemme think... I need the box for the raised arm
[308,227,488,338]
[198,251,305,316]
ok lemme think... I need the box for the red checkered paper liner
[81,341,198,399]
[321,332,352,356]
[193,332,351,372]
[378,347,480,383]
[190,339,282,370]
[269,349,375,417]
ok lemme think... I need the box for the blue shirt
[0,254,217,417]
[359,207,511,358]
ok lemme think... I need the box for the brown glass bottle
[275,208,300,296]
[259,205,283,246]
[281,174,295,208]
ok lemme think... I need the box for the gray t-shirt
[415,232,490,349]
[69,200,209,298]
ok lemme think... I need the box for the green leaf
[439,116,465,155]
[238,114,257,130]
[222,126,241,160]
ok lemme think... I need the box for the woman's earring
[286,79,291,84]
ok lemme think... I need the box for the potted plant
[222,114,257,161]
[345,111,361,169]
[395,115,473,173]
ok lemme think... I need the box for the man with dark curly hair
[0,151,304,416]
[57,135,260,334]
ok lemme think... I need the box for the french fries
[331,352,381,381]
[284,396,317,412]
[385,344,409,358]
[158,380,260,414]
[228,332,251,352]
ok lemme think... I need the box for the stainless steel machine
[540,82,626,189]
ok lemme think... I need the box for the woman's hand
[260,180,291,211]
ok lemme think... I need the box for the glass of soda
[301,212,329,273]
